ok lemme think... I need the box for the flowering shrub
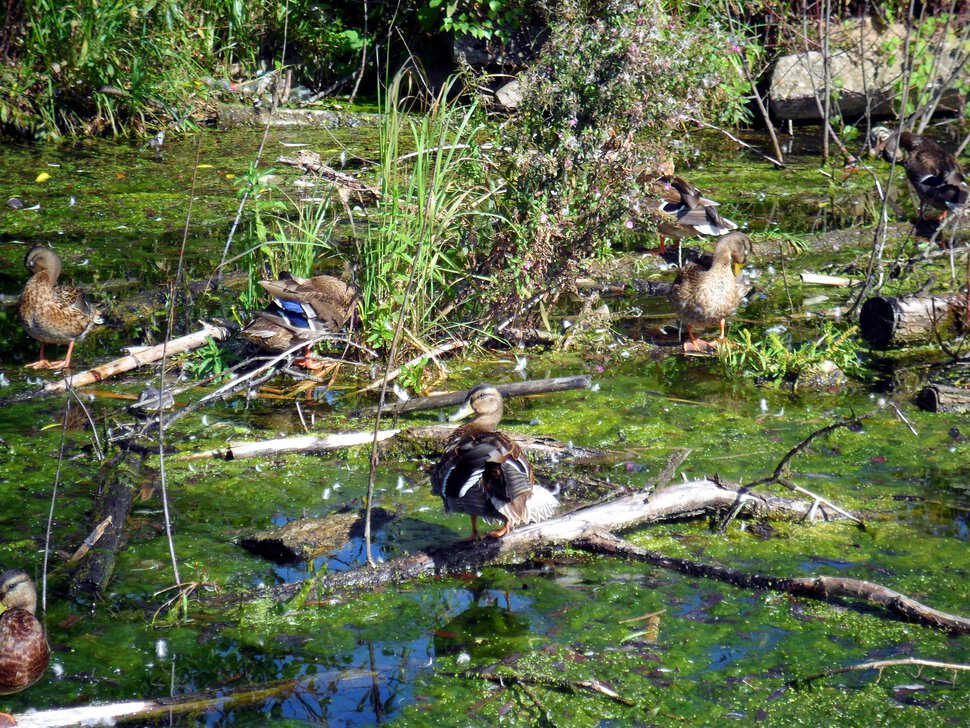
[484,0,743,320]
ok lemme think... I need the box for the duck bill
[732,261,744,277]
[448,401,474,422]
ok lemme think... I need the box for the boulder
[768,19,967,121]
[494,78,524,109]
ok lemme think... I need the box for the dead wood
[352,375,593,417]
[790,657,970,688]
[359,340,467,393]
[575,531,970,635]
[17,323,231,400]
[181,424,601,462]
[238,508,395,562]
[859,293,963,348]
[448,666,635,706]
[12,670,378,728]
[915,382,970,413]
[68,452,142,601]
[213,479,852,605]
[277,150,380,204]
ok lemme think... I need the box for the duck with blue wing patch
[240,272,358,369]
[431,385,559,540]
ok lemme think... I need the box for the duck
[18,246,103,370]
[240,272,358,369]
[0,569,50,698]
[668,231,752,353]
[639,169,738,255]
[871,126,968,220]
[431,385,559,540]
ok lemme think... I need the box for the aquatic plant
[718,321,865,384]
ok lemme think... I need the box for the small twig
[654,449,691,490]
[454,669,635,707]
[64,516,113,565]
[791,657,970,688]
[618,609,666,625]
[685,116,785,168]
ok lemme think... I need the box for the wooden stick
[353,375,593,417]
[800,272,855,286]
[360,340,467,392]
[791,657,970,687]
[37,323,231,396]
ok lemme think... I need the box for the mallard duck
[0,569,50,697]
[431,385,559,540]
[668,231,752,353]
[18,246,103,370]
[240,273,358,369]
[640,172,738,255]
[871,127,968,219]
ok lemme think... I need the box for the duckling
[240,273,358,369]
[639,171,737,255]
[18,246,103,370]
[0,570,50,698]
[668,231,752,353]
[871,126,968,220]
[431,385,558,540]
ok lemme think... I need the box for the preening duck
[640,172,738,255]
[18,246,103,370]
[871,126,968,220]
[668,231,752,353]
[240,272,358,369]
[431,385,559,540]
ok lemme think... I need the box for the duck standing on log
[431,385,559,540]
[240,272,358,370]
[0,569,50,711]
[668,231,752,353]
[18,246,103,370]
[871,127,968,221]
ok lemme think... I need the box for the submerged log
[69,452,141,601]
[915,382,970,413]
[353,375,592,417]
[239,508,395,562]
[858,293,962,348]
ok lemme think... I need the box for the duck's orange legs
[459,515,481,542]
[24,341,72,370]
[484,522,510,539]
[682,324,713,353]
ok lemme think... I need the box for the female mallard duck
[18,246,103,370]
[431,385,559,540]
[0,570,50,697]
[640,172,737,255]
[871,127,968,219]
[240,273,358,369]
[669,231,752,353]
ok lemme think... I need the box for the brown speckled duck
[871,127,968,219]
[0,569,49,698]
[431,385,558,540]
[640,170,738,255]
[18,246,103,370]
[240,273,358,369]
[669,232,752,353]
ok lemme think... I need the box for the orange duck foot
[683,338,716,353]
[484,523,511,539]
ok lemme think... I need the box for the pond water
[0,124,968,726]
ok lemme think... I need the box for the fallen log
[222,479,850,604]
[575,531,970,634]
[180,424,600,463]
[352,375,593,417]
[915,382,970,413]
[68,452,141,601]
[40,323,231,396]
[858,293,962,348]
[13,670,379,728]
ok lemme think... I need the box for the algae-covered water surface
[0,128,968,727]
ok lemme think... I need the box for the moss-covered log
[859,293,962,348]
[915,382,970,413]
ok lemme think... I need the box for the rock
[795,360,848,393]
[238,507,395,563]
[768,19,966,121]
[494,78,523,109]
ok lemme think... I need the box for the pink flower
[540,213,548,224]
[568,116,578,127]
[731,44,742,53]
[625,220,635,229]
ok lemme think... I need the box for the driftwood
[353,375,593,417]
[790,657,970,687]
[915,382,970,413]
[37,323,231,396]
[68,452,140,601]
[213,477,970,635]
[239,508,395,562]
[223,479,851,604]
[858,293,962,347]
[180,424,599,463]
[800,271,855,286]
[277,149,380,204]
[13,670,379,728]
